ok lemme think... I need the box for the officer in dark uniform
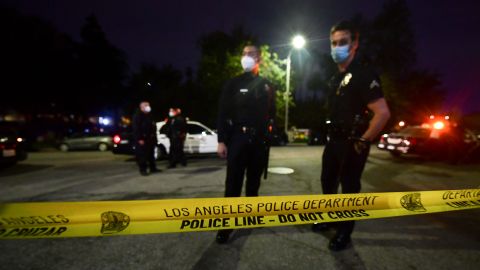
[132,101,160,176]
[166,107,187,168]
[312,21,391,251]
[216,45,276,244]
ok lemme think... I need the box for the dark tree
[77,15,129,114]
[0,7,78,113]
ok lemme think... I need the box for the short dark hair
[243,44,261,56]
[330,20,359,42]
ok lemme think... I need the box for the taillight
[380,134,388,143]
[113,135,121,144]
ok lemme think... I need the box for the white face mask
[144,106,151,113]
[241,56,256,72]
[169,111,175,117]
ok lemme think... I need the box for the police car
[113,120,218,160]
[377,117,468,160]
[156,120,218,158]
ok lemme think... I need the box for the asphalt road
[0,145,479,270]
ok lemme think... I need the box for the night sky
[3,0,480,114]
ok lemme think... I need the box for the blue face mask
[331,45,350,63]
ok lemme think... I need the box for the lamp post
[284,35,306,134]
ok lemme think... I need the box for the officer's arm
[217,81,231,158]
[217,81,232,144]
[132,114,140,139]
[362,98,390,141]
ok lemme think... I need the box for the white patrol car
[155,120,218,159]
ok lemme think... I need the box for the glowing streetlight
[284,35,306,134]
[292,35,306,49]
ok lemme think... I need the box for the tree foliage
[77,15,129,113]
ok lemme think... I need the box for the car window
[188,124,207,135]
[69,133,85,138]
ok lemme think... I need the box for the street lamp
[284,35,306,134]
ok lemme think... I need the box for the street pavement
[0,145,479,270]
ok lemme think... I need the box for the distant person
[216,44,276,244]
[132,101,160,176]
[312,20,390,251]
[165,108,187,168]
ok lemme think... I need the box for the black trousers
[169,138,186,166]
[321,139,370,235]
[225,132,266,197]
[135,143,156,172]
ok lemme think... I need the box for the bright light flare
[99,117,112,126]
[292,35,306,49]
[433,121,445,130]
[398,121,405,127]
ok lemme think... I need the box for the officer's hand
[352,137,370,154]
[217,143,228,158]
[138,140,145,146]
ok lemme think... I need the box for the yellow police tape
[0,189,479,238]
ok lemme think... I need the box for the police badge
[341,73,352,87]
[337,73,353,95]
[400,193,427,212]
[100,211,130,234]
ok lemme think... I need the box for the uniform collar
[242,71,259,79]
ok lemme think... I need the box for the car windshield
[396,126,431,137]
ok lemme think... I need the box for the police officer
[166,107,187,168]
[312,21,391,251]
[216,45,276,243]
[132,101,160,176]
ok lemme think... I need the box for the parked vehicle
[0,126,28,165]
[377,122,470,162]
[58,131,113,152]
[112,120,218,160]
[112,130,135,155]
[156,120,218,156]
[291,128,309,143]
[269,129,289,146]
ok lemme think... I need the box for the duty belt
[327,127,352,140]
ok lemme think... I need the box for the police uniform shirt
[133,111,156,143]
[327,60,384,129]
[217,72,275,143]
